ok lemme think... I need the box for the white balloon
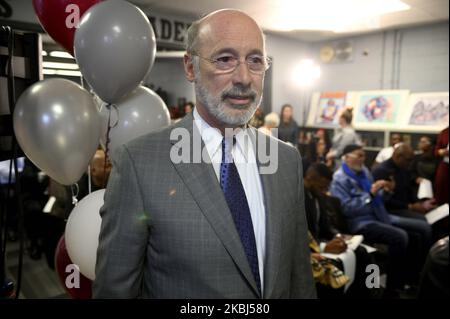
[65,189,104,280]
[99,86,171,158]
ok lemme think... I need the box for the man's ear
[183,54,195,82]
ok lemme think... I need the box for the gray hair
[186,18,202,54]
[264,112,280,127]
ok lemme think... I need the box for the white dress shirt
[193,109,266,292]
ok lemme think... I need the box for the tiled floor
[5,240,69,299]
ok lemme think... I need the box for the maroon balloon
[32,0,102,55]
[55,235,92,299]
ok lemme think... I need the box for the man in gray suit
[93,9,315,299]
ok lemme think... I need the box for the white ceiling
[130,0,449,42]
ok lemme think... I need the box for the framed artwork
[400,92,449,132]
[307,91,356,127]
[353,90,409,129]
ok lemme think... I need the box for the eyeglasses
[191,53,272,75]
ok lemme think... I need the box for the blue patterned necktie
[220,136,261,294]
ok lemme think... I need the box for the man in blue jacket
[330,144,431,295]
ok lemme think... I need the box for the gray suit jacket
[93,113,316,299]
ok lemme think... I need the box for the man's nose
[231,60,252,86]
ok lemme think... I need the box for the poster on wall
[314,91,346,126]
[400,92,449,132]
[353,90,409,129]
[307,91,357,127]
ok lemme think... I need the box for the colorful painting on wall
[404,92,449,131]
[314,91,347,126]
[354,90,409,128]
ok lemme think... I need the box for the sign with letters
[148,15,190,48]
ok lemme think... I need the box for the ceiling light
[267,0,410,32]
[292,59,321,87]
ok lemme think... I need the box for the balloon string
[87,164,92,194]
[103,104,118,188]
[71,183,79,206]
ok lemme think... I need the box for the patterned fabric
[220,136,261,294]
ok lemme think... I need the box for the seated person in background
[90,148,113,190]
[409,136,438,196]
[183,101,194,115]
[304,129,334,171]
[258,112,279,137]
[304,163,375,298]
[248,107,265,128]
[372,144,436,220]
[330,144,432,294]
[418,236,449,299]
[372,133,403,168]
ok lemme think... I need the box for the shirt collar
[193,108,251,162]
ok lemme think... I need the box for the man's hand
[383,177,396,193]
[324,236,347,254]
[422,198,437,212]
[370,180,387,195]
[438,148,449,157]
[408,199,436,214]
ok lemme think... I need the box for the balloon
[99,86,170,158]
[65,189,104,281]
[74,0,156,103]
[55,235,92,299]
[32,0,102,55]
[13,78,101,186]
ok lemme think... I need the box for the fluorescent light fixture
[156,51,185,58]
[43,62,79,70]
[49,51,74,59]
[292,59,321,87]
[42,50,48,56]
[267,0,410,32]
[43,69,82,77]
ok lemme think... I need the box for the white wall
[398,23,449,92]
[265,34,311,124]
[310,22,449,92]
[144,58,195,107]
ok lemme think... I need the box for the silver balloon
[99,86,170,157]
[74,0,156,104]
[13,78,101,186]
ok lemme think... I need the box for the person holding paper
[304,163,375,298]
[409,136,438,197]
[331,144,431,294]
[373,144,436,219]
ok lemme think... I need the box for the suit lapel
[169,114,261,297]
[250,129,283,299]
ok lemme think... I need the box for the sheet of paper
[425,204,449,225]
[418,178,433,199]
[346,234,364,251]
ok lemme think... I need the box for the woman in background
[434,127,449,205]
[326,108,361,165]
[278,104,299,146]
